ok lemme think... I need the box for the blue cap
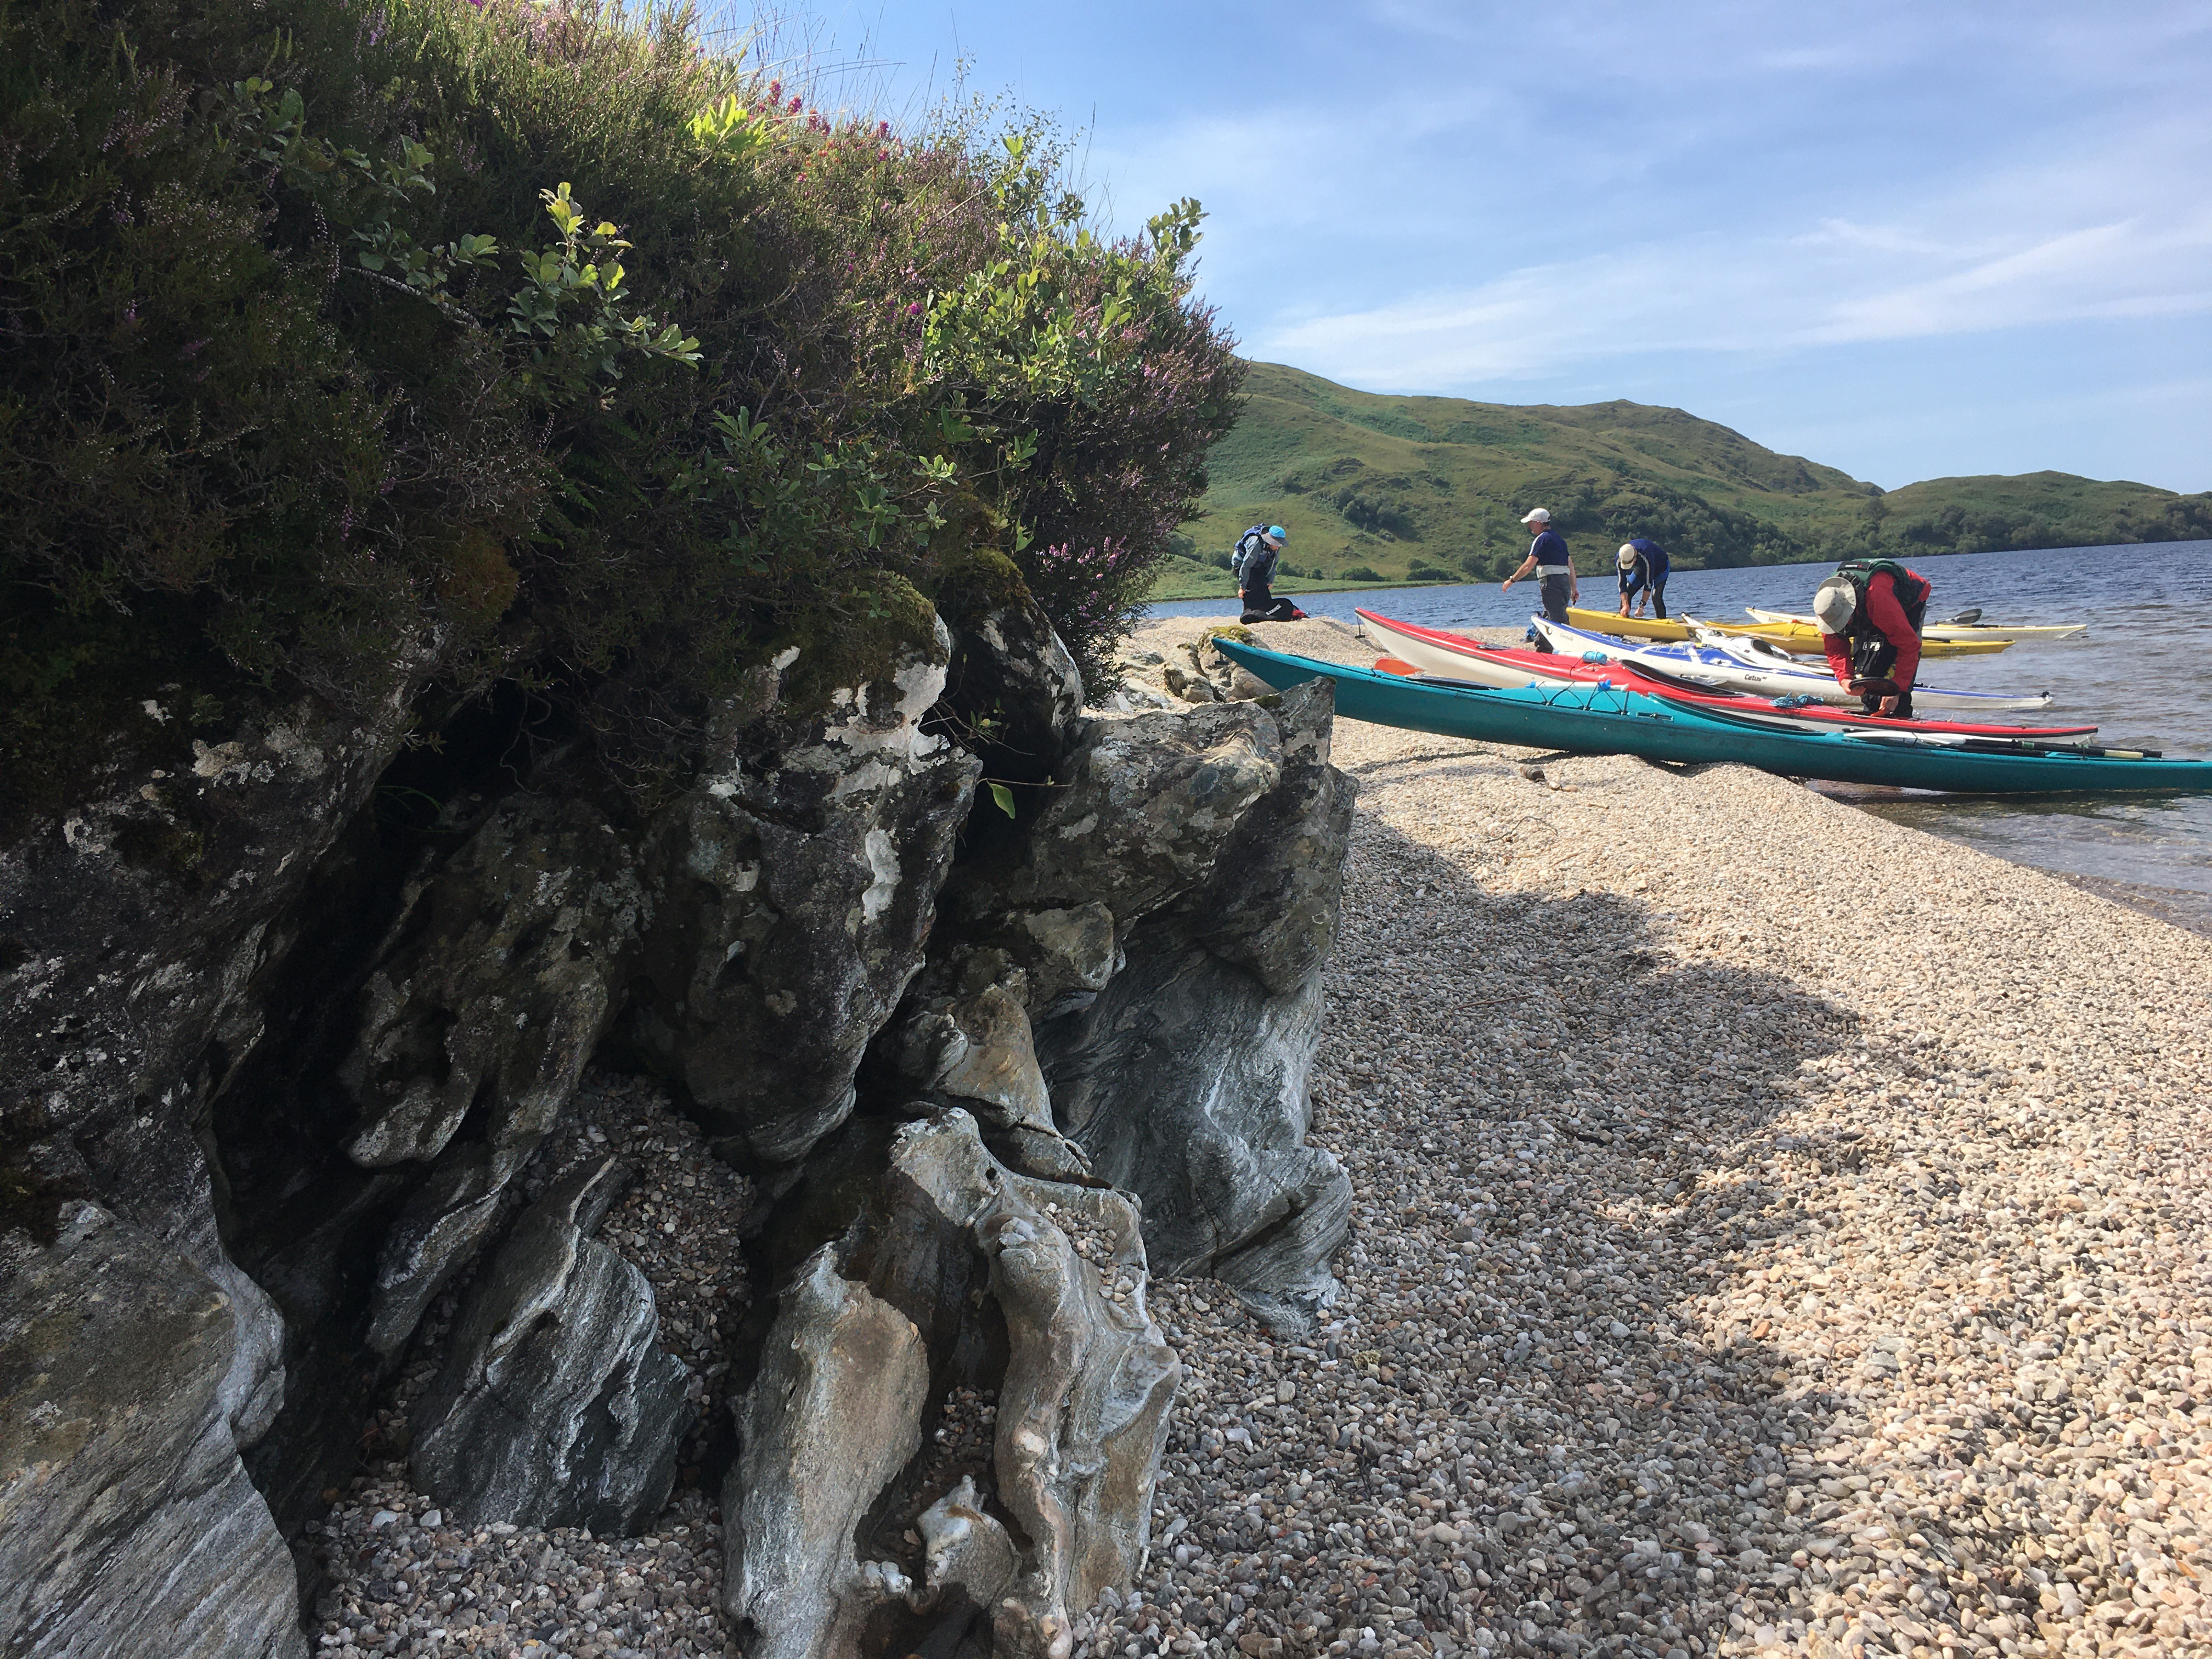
[1267,525,1286,541]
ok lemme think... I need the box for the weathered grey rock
[935,549,1085,781]
[0,663,447,1643]
[887,981,1054,1131]
[1161,663,1219,703]
[0,680,422,1288]
[725,1111,1179,1659]
[917,1476,1018,1608]
[956,701,1283,928]
[334,794,649,1353]
[1032,681,1357,1334]
[341,796,646,1170]
[1013,902,1121,1014]
[1187,680,1355,995]
[410,1158,691,1534]
[980,1174,1180,1657]
[724,1247,932,1659]
[1041,924,1351,1333]
[0,1203,305,1659]
[629,620,982,1169]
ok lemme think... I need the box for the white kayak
[1743,606,2087,641]
[1361,611,1580,686]
[1531,618,2056,712]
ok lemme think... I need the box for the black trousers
[1538,572,1573,623]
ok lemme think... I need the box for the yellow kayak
[1744,606,2086,642]
[1561,607,2014,657]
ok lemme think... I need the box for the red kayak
[1357,610,2098,740]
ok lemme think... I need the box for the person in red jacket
[1812,558,1933,718]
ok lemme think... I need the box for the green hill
[1154,362,2212,598]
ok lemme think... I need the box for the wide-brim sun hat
[1812,575,1858,633]
[1520,508,1551,524]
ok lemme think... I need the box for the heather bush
[0,0,1239,817]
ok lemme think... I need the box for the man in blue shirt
[1616,538,1671,619]
[1501,508,1577,624]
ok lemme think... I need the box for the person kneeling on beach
[1813,557,1933,719]
[1233,523,1306,623]
[1616,537,1670,619]
[1503,508,1577,628]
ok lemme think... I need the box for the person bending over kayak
[1502,508,1577,624]
[1233,523,1306,623]
[1616,538,1670,619]
[1813,557,1933,719]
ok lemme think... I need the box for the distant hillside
[1157,362,2212,596]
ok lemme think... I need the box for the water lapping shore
[1080,617,2211,1659]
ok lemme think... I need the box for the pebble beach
[306,613,2212,1659]
[1081,616,2212,1659]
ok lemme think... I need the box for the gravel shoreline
[307,614,2212,1659]
[1076,617,2212,1659]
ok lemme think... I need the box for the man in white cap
[1501,508,1577,624]
[1616,537,1670,619]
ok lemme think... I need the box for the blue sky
[714,1,2212,493]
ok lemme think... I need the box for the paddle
[1839,730,2160,760]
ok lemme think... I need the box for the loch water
[1149,539,2212,934]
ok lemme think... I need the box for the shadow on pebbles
[1078,617,2212,1659]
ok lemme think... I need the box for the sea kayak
[1561,605,2012,658]
[1355,611,2099,738]
[1745,606,2087,642]
[1531,618,2055,712]
[1215,640,2212,795]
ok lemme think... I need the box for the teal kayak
[1216,639,2212,796]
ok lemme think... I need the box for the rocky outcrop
[1,665,441,1657]
[724,1248,932,1659]
[932,679,1357,1332]
[336,794,651,1354]
[888,981,1057,1133]
[409,1158,691,1533]
[0,1203,305,1659]
[0,583,1356,1658]
[627,620,983,1171]
[958,697,1286,927]
[935,548,1086,783]
[1040,918,1350,1333]
[724,1111,1179,1659]
[1037,680,1358,1334]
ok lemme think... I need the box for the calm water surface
[1150,540,2212,928]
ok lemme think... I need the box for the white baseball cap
[1520,508,1551,525]
[1617,544,1638,569]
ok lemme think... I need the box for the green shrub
[1342,565,1385,583]
[1,0,1239,818]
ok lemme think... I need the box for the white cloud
[1244,156,2212,390]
